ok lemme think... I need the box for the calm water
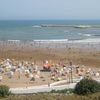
[0,20,100,41]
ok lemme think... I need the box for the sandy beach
[0,41,100,88]
[0,40,100,67]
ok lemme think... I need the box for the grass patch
[0,92,100,100]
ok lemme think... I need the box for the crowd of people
[0,58,100,86]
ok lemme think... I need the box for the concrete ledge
[10,82,76,94]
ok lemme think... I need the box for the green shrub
[74,78,100,95]
[0,85,10,97]
[51,88,74,94]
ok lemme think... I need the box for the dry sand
[0,48,100,67]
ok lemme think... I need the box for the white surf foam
[33,39,68,43]
[32,25,41,28]
[5,38,100,44]
[33,38,100,43]
[33,38,99,43]
[83,34,92,37]
[72,38,100,43]
[7,40,20,42]
[78,33,92,37]
[77,33,82,35]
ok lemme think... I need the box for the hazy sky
[0,0,100,20]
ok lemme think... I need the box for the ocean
[0,20,100,42]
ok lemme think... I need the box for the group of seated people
[0,59,100,84]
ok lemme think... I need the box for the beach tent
[43,63,50,68]
[43,63,51,71]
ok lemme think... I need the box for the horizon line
[1,19,100,21]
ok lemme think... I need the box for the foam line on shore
[3,38,100,44]
[33,38,100,43]
[33,39,68,42]
[8,40,20,42]
[73,38,100,43]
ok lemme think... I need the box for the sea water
[0,20,100,42]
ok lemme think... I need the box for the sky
[0,0,100,20]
